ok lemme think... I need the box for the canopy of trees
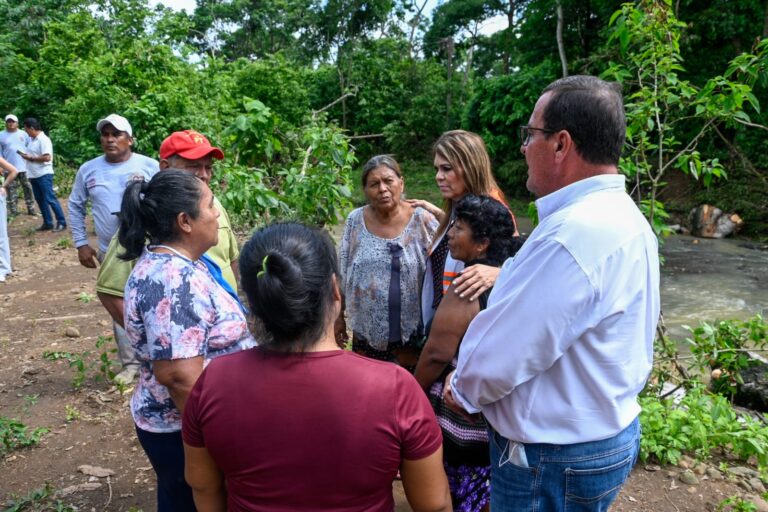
[0,0,766,232]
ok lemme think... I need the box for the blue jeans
[135,426,197,512]
[489,417,640,511]
[29,174,66,228]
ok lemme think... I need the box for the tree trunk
[443,37,455,128]
[503,0,516,74]
[408,0,430,59]
[556,0,568,77]
[337,65,347,129]
[763,0,768,38]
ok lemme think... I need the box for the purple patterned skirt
[429,379,491,511]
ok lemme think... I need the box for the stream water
[660,235,768,340]
[516,216,768,341]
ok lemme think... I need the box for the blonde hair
[432,130,504,241]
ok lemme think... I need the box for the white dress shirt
[452,174,660,444]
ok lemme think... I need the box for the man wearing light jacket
[68,113,158,385]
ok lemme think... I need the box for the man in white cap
[0,114,35,217]
[68,113,159,384]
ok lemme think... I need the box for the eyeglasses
[519,125,557,147]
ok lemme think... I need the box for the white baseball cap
[5,114,18,122]
[96,114,132,137]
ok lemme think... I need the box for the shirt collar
[535,174,626,221]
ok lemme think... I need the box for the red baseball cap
[159,130,225,160]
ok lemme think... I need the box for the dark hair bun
[240,223,338,352]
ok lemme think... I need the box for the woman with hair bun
[120,169,256,512]
[182,222,451,512]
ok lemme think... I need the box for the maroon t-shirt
[183,348,442,512]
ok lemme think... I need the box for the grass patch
[0,416,48,455]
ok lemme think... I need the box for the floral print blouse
[124,250,256,433]
[339,207,438,349]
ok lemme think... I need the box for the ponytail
[117,169,203,261]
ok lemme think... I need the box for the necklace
[147,244,195,262]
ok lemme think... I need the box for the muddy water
[660,235,768,340]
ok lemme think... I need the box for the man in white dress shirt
[445,75,660,511]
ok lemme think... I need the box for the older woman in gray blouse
[337,155,438,370]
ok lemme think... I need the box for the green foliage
[231,56,312,126]
[718,496,759,512]
[64,405,80,423]
[639,385,768,466]
[687,316,768,397]
[42,335,118,390]
[604,0,767,233]
[217,100,354,227]
[464,60,557,165]
[641,315,768,470]
[54,237,72,250]
[0,417,48,455]
[76,292,95,304]
[2,482,74,512]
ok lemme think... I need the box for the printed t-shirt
[124,250,256,433]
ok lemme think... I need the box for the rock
[77,465,114,478]
[706,467,724,480]
[752,495,768,512]
[730,466,760,479]
[679,469,699,485]
[666,470,678,479]
[693,463,707,476]
[750,477,766,493]
[58,482,102,495]
[644,465,661,472]
[739,479,754,492]
[689,204,744,238]
[731,362,768,412]
[64,326,80,338]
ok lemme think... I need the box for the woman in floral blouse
[337,155,438,370]
[119,170,255,511]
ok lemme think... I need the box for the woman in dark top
[414,195,521,512]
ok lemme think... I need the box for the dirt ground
[0,206,761,511]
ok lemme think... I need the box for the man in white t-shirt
[0,114,35,217]
[21,118,66,231]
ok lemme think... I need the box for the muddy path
[0,205,760,511]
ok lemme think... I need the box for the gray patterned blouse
[339,206,438,349]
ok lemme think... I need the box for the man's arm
[97,292,125,327]
[67,167,96,267]
[452,240,594,410]
[21,152,51,163]
[96,236,134,325]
